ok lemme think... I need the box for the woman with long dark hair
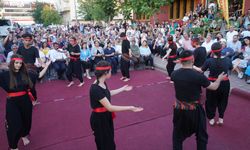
[200,42,233,126]
[89,60,143,150]
[0,54,50,150]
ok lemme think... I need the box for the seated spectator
[227,35,241,53]
[104,41,117,74]
[47,42,67,80]
[241,24,250,38]
[180,32,194,51]
[202,33,214,53]
[80,41,92,79]
[226,26,238,43]
[153,32,165,56]
[130,38,142,69]
[232,37,250,78]
[91,40,104,65]
[140,40,154,70]
[220,40,234,58]
[41,42,50,56]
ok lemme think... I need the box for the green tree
[119,0,133,20]
[32,2,45,24]
[78,0,116,21]
[120,0,171,22]
[41,5,62,26]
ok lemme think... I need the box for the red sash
[93,107,116,119]
[208,77,229,81]
[168,54,177,58]
[8,89,35,102]
[70,56,79,61]
[173,100,200,110]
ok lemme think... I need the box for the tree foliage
[32,2,44,24]
[78,0,116,21]
[127,0,169,18]
[41,5,62,26]
[32,3,62,26]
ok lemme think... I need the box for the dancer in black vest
[162,35,178,80]
[90,60,143,150]
[120,32,132,82]
[192,38,207,68]
[17,33,44,105]
[201,42,233,126]
[171,50,226,150]
[66,37,84,87]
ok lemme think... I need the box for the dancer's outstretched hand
[123,85,133,91]
[131,106,143,112]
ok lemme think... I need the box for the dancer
[162,35,178,79]
[171,50,226,150]
[200,42,233,125]
[120,32,132,82]
[90,60,143,150]
[0,54,50,150]
[66,36,84,87]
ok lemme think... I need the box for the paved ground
[153,56,250,93]
[0,70,250,150]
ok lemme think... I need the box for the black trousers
[90,112,116,150]
[173,105,208,150]
[167,58,176,76]
[120,57,130,78]
[143,55,154,67]
[66,60,83,83]
[6,96,33,149]
[205,81,230,119]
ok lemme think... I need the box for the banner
[217,0,229,24]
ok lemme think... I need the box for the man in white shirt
[241,24,250,38]
[226,26,238,43]
[6,44,18,63]
[201,34,214,53]
[47,42,67,80]
[227,35,242,53]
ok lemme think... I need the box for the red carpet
[0,70,250,150]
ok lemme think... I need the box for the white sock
[209,119,215,125]
[22,137,30,146]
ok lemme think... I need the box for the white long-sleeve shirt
[47,49,67,63]
[139,46,151,56]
